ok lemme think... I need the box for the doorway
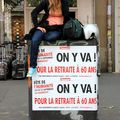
[95,0,108,72]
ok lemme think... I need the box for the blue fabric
[30,30,61,67]
[27,67,36,77]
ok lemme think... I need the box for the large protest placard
[32,46,98,111]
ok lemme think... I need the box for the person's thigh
[44,31,61,41]
[32,30,44,45]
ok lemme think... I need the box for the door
[11,16,24,42]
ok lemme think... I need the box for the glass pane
[69,0,77,7]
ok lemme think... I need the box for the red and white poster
[32,46,98,111]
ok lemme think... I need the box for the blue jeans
[30,30,61,67]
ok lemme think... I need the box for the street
[0,73,120,120]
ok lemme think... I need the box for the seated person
[27,0,70,77]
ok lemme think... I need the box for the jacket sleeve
[62,0,70,24]
[31,0,46,27]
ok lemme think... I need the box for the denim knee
[44,31,61,41]
[31,30,44,46]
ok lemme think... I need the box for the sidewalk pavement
[0,73,120,120]
[98,73,120,120]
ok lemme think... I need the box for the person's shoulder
[39,0,48,4]
[41,0,49,3]
[61,0,68,4]
[37,0,49,8]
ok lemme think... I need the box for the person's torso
[47,9,64,26]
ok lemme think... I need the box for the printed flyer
[32,46,98,111]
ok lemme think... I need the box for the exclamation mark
[94,53,96,62]
[94,84,96,93]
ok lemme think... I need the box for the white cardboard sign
[32,46,98,111]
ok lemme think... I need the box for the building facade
[0,0,120,73]
[115,0,120,72]
[0,0,4,44]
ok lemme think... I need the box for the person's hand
[37,27,46,33]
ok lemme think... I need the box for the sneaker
[27,67,36,77]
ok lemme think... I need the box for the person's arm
[31,0,46,27]
[62,0,70,24]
